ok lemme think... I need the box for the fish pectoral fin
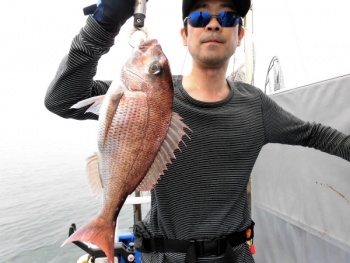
[70,95,106,115]
[137,112,191,191]
[86,153,103,198]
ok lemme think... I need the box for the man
[45,0,350,262]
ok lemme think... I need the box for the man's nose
[205,17,221,31]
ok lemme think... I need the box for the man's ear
[180,28,188,46]
[237,26,245,47]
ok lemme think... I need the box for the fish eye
[149,61,162,75]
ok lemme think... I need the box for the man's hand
[93,0,137,33]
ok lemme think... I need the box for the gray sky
[253,0,350,90]
[1,0,349,95]
[1,0,349,160]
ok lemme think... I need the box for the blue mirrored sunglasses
[184,11,242,28]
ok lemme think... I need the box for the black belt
[135,221,255,263]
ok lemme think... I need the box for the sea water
[0,111,150,263]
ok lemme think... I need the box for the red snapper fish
[63,39,190,263]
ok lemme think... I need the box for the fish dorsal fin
[70,95,106,115]
[137,112,191,191]
[86,153,103,198]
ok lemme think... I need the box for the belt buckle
[214,236,227,256]
[194,236,227,257]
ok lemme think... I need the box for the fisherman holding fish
[45,0,350,262]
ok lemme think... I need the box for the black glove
[93,0,137,34]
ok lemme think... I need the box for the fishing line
[48,243,66,263]
[251,4,255,85]
[230,54,236,81]
[234,54,236,68]
[283,0,308,81]
[251,3,254,34]
[180,48,188,75]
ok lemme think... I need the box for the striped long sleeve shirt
[45,16,350,263]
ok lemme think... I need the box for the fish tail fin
[62,216,116,263]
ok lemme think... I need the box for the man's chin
[198,55,229,68]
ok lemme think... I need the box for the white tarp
[251,74,350,263]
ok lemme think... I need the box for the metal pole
[133,190,142,223]
[244,2,254,214]
[244,3,254,85]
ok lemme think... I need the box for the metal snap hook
[128,27,149,48]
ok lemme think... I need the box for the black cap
[182,0,251,20]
